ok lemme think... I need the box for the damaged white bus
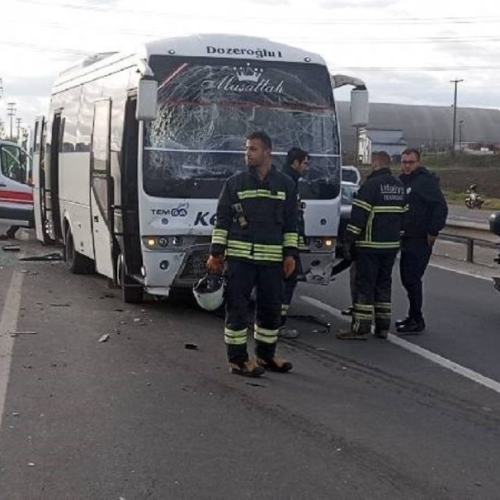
[32,34,368,302]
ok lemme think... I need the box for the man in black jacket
[338,151,406,340]
[207,131,299,377]
[397,148,448,334]
[279,147,309,339]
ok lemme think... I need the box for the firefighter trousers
[281,257,302,327]
[352,250,397,335]
[224,259,283,364]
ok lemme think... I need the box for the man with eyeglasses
[397,148,448,334]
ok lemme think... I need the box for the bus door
[32,116,49,242]
[46,111,63,241]
[90,99,114,277]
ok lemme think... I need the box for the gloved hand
[283,255,296,278]
[206,255,224,274]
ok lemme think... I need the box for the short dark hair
[402,148,421,161]
[286,147,309,165]
[247,131,272,150]
[372,150,391,165]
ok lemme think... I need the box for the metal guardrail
[441,220,498,263]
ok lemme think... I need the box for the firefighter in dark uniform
[279,147,309,339]
[207,131,299,377]
[338,151,406,340]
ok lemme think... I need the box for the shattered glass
[144,56,341,199]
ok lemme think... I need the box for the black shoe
[396,319,425,335]
[395,317,410,328]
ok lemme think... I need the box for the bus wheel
[64,226,92,274]
[117,254,143,304]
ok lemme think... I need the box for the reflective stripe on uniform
[356,241,400,249]
[254,324,278,344]
[352,199,372,212]
[281,304,290,316]
[237,189,286,201]
[224,327,247,345]
[372,206,406,213]
[211,228,228,245]
[347,224,362,235]
[283,232,298,248]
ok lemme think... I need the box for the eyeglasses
[401,160,418,165]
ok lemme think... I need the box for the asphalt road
[1,236,500,499]
[447,203,496,225]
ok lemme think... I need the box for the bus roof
[142,34,326,65]
[54,33,327,89]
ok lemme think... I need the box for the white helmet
[193,273,225,311]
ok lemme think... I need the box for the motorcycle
[465,184,484,209]
[489,212,500,294]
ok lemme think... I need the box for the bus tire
[118,254,143,304]
[64,226,92,274]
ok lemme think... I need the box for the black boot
[395,317,411,328]
[396,318,426,335]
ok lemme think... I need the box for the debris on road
[98,334,110,343]
[19,252,63,262]
[50,303,71,307]
[184,343,198,350]
[2,245,21,252]
[10,331,38,337]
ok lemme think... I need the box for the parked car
[489,211,500,294]
[342,165,361,185]
[0,140,34,228]
[337,181,360,251]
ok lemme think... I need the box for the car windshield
[143,56,340,199]
[341,183,358,204]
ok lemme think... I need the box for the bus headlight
[145,237,157,248]
[311,237,336,250]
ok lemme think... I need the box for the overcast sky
[1,0,499,136]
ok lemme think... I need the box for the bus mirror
[136,79,158,121]
[350,88,369,127]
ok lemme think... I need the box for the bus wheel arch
[63,218,93,275]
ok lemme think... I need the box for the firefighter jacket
[399,166,448,238]
[210,166,299,264]
[346,167,406,251]
[281,163,306,246]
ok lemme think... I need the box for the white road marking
[429,262,494,282]
[0,271,25,438]
[299,295,500,396]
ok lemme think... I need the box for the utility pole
[16,117,22,141]
[450,79,463,158]
[459,120,464,152]
[7,102,16,141]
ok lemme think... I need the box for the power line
[0,40,91,55]
[10,20,500,45]
[12,0,500,26]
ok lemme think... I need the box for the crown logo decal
[234,63,264,83]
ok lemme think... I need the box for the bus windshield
[143,56,340,199]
